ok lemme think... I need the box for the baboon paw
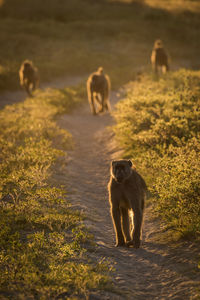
[125,240,133,247]
[132,239,141,249]
[125,239,141,248]
[115,241,125,247]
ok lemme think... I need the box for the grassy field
[0,0,200,91]
[0,85,115,298]
[113,69,200,240]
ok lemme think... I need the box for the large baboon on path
[151,39,170,74]
[87,67,111,115]
[19,60,39,97]
[108,160,147,249]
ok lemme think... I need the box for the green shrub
[113,69,200,237]
[0,86,111,298]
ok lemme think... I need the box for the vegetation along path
[55,90,200,300]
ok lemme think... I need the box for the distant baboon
[19,60,39,96]
[87,67,111,115]
[151,39,170,74]
[108,160,147,248]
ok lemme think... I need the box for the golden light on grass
[108,0,200,12]
[145,0,200,12]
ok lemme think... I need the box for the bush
[0,85,111,298]
[113,69,200,237]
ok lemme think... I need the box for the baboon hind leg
[154,63,159,74]
[95,94,103,113]
[25,81,32,97]
[162,63,169,74]
[99,92,110,113]
[32,80,37,92]
[89,92,97,115]
[104,86,111,112]
[104,98,111,112]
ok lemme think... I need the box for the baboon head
[154,39,163,49]
[111,160,133,183]
[23,60,33,70]
[97,67,104,75]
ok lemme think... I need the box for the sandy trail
[56,93,200,300]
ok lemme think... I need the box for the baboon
[87,67,111,115]
[19,60,39,96]
[151,39,170,74]
[108,160,147,248]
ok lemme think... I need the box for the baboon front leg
[95,94,103,113]
[120,207,131,243]
[132,208,143,248]
[32,81,36,92]
[111,207,125,247]
[104,99,111,112]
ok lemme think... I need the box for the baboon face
[111,160,133,183]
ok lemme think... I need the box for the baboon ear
[128,160,132,167]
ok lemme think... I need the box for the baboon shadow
[115,240,200,282]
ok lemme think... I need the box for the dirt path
[0,75,84,109]
[56,93,200,300]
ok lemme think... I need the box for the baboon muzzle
[116,176,124,183]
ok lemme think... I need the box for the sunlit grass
[0,85,112,298]
[144,0,200,13]
[109,0,200,12]
[0,0,200,92]
[112,69,200,238]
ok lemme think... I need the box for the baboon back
[155,48,168,66]
[19,60,39,96]
[87,68,111,115]
[91,74,107,92]
[23,66,36,82]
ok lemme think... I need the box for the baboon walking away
[87,67,111,115]
[19,60,39,97]
[151,39,170,74]
[108,160,147,248]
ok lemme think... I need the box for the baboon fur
[151,39,170,74]
[108,160,147,248]
[87,67,111,115]
[19,60,39,97]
